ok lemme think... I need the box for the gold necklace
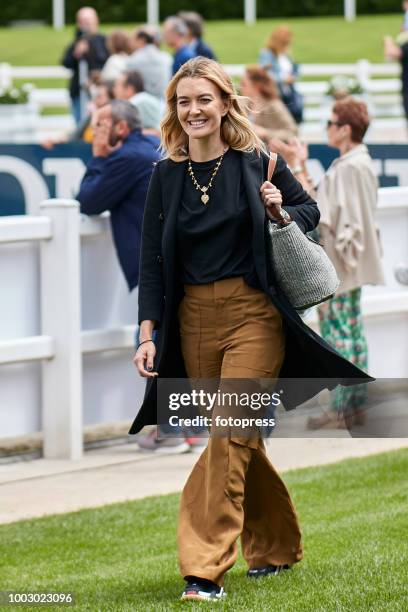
[187,149,227,205]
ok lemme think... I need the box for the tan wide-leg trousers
[177,277,303,586]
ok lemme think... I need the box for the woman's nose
[189,102,201,115]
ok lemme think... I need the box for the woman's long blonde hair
[160,57,265,161]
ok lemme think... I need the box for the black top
[177,148,257,285]
[61,31,109,99]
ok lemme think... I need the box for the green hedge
[1,0,403,26]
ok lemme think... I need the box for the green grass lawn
[1,449,407,611]
[0,15,404,67]
[1,15,403,116]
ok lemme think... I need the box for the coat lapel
[241,151,270,292]
[160,159,187,295]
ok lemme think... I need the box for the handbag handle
[267,152,278,182]
[266,151,291,227]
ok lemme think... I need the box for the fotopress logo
[160,383,283,435]
[168,389,282,412]
[157,377,408,439]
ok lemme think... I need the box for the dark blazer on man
[129,150,372,434]
[77,130,160,291]
[62,32,109,100]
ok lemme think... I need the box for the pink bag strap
[267,152,278,182]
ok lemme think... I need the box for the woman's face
[93,85,111,108]
[327,112,349,148]
[176,77,229,141]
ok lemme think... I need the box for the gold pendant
[201,193,209,204]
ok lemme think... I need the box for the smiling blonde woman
[129,57,370,602]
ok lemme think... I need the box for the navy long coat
[129,150,371,434]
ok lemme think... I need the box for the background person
[162,16,196,75]
[312,98,385,428]
[76,100,160,292]
[178,11,217,59]
[41,80,115,148]
[259,25,303,124]
[384,31,408,124]
[270,99,385,429]
[61,6,109,124]
[100,30,131,81]
[402,0,408,30]
[73,79,115,143]
[113,70,162,132]
[240,66,298,144]
[130,57,370,602]
[127,26,172,100]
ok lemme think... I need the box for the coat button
[158,212,164,221]
[157,255,163,263]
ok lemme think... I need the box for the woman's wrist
[139,320,155,343]
[290,164,304,176]
[137,339,154,350]
[276,208,292,228]
[290,160,308,175]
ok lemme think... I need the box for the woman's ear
[342,123,352,140]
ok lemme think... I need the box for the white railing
[1,191,407,460]
[227,60,404,122]
[0,60,403,117]
[0,60,404,139]
[0,200,138,460]
[0,201,82,460]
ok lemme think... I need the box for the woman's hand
[384,35,401,60]
[260,181,284,221]
[284,74,296,85]
[269,137,308,169]
[133,340,158,378]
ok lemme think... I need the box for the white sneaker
[181,581,226,601]
[137,429,190,455]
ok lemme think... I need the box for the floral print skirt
[318,288,368,412]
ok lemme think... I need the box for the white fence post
[0,63,12,89]
[52,0,65,30]
[244,0,256,25]
[356,59,371,91]
[40,199,82,460]
[344,0,356,22]
[147,0,159,25]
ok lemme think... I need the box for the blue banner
[1,143,408,216]
[0,144,91,216]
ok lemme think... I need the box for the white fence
[1,191,408,460]
[0,60,404,140]
[0,201,143,460]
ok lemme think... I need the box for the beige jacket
[317,144,385,294]
[252,99,298,143]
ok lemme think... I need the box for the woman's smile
[187,118,208,128]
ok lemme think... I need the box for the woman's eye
[200,99,211,104]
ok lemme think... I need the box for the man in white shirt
[114,70,162,131]
[126,27,172,101]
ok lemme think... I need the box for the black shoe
[247,564,291,578]
[181,579,226,601]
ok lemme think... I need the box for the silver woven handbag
[266,153,339,311]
